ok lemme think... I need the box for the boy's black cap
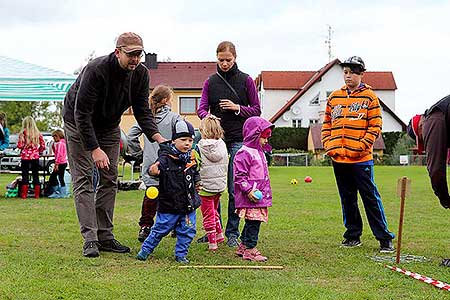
[340,56,366,71]
[172,120,195,140]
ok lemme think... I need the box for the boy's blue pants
[141,211,196,258]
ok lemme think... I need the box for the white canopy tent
[0,56,75,102]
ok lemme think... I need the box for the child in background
[137,120,201,263]
[234,116,274,262]
[0,112,9,151]
[127,85,182,242]
[17,116,45,199]
[48,129,69,198]
[197,115,228,251]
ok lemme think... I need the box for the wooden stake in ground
[396,176,411,264]
[178,265,284,270]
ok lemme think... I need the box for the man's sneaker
[226,236,239,248]
[83,241,100,258]
[175,256,190,264]
[98,239,131,253]
[341,239,362,248]
[379,239,395,253]
[197,234,208,243]
[242,248,268,262]
[138,226,151,242]
[136,249,150,261]
[235,243,246,257]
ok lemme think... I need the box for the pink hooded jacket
[233,116,274,209]
[54,138,68,164]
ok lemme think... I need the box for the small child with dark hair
[127,85,182,242]
[137,120,201,263]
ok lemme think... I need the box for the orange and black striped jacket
[321,83,382,163]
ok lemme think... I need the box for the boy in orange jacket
[321,56,395,253]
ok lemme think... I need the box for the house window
[310,93,319,106]
[292,119,302,128]
[309,119,319,125]
[179,97,201,114]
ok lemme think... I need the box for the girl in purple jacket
[234,116,274,262]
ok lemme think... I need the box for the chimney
[144,53,158,69]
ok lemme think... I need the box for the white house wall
[380,107,403,132]
[274,65,343,128]
[260,89,297,120]
[376,90,395,111]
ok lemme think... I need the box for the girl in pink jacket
[48,129,69,198]
[233,116,274,262]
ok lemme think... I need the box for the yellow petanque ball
[146,186,159,199]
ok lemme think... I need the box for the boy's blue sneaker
[136,250,150,261]
[175,256,189,264]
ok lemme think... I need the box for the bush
[271,127,309,150]
[382,131,404,155]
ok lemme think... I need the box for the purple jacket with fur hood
[234,116,274,209]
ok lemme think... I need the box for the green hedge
[382,131,404,154]
[270,127,309,150]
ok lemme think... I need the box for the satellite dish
[291,106,300,115]
[282,114,290,121]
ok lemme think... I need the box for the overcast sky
[1,0,449,122]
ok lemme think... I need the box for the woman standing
[197,41,261,247]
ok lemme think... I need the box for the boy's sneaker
[197,234,208,243]
[341,239,362,248]
[83,241,100,258]
[98,239,130,253]
[226,236,239,248]
[175,256,190,264]
[136,250,150,261]
[138,226,151,242]
[242,248,268,262]
[235,243,246,257]
[440,258,450,267]
[379,239,395,253]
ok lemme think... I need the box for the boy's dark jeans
[332,161,395,241]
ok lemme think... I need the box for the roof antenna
[325,25,333,62]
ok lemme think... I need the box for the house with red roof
[120,53,216,133]
[255,59,406,132]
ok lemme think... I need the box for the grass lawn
[1,166,450,299]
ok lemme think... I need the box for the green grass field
[1,166,450,299]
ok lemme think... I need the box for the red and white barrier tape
[385,265,450,291]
